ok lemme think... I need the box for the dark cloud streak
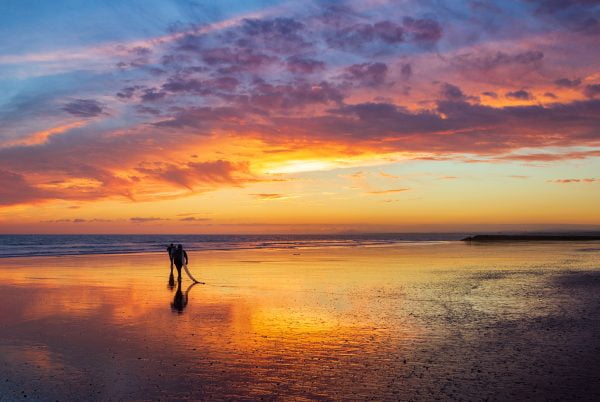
[63,99,104,117]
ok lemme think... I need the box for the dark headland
[462,234,600,242]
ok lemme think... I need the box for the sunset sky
[1,0,599,233]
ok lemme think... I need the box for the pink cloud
[548,178,599,183]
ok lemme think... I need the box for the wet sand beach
[1,242,599,400]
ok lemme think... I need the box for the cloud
[506,90,533,100]
[242,17,304,36]
[286,56,325,74]
[366,188,410,195]
[400,63,412,80]
[267,99,600,155]
[1,121,87,147]
[327,20,405,50]
[161,76,239,95]
[116,85,142,99]
[584,84,600,98]
[343,62,388,87]
[441,83,466,101]
[136,160,252,189]
[238,80,343,110]
[240,17,308,53]
[527,0,600,35]
[2,0,600,214]
[63,99,104,117]
[180,216,211,221]
[140,88,167,102]
[379,172,401,179]
[130,217,165,223]
[402,17,442,43]
[0,170,52,206]
[40,218,113,223]
[554,77,581,88]
[578,16,600,36]
[452,50,544,71]
[135,105,161,115]
[251,193,288,200]
[497,150,600,162]
[138,88,166,102]
[153,106,248,129]
[548,178,599,184]
[0,115,265,207]
[201,47,275,71]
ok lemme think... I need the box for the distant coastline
[462,235,600,242]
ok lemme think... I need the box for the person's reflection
[168,271,175,290]
[170,280,199,314]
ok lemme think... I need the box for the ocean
[0,233,467,258]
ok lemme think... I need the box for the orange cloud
[366,188,410,195]
[1,121,87,147]
[251,193,290,200]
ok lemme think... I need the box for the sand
[0,242,599,400]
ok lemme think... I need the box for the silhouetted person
[166,243,175,269]
[172,244,188,279]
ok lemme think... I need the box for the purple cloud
[400,63,412,80]
[372,21,405,43]
[116,86,142,99]
[63,99,104,117]
[201,47,275,71]
[344,62,388,87]
[242,17,304,38]
[554,77,582,87]
[238,80,343,110]
[237,17,309,54]
[453,50,544,71]
[441,83,467,101]
[286,56,326,74]
[402,17,442,43]
[0,170,51,205]
[506,90,533,100]
[140,88,167,102]
[584,84,600,98]
[162,76,239,95]
[267,99,600,154]
[327,20,405,50]
[130,217,165,223]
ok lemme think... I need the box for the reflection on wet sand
[0,243,599,400]
[171,279,200,314]
[168,271,175,290]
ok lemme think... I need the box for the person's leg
[175,263,182,280]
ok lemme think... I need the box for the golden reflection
[0,243,599,399]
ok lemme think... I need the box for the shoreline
[0,239,454,259]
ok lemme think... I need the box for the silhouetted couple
[167,243,188,280]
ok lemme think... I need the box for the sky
[0,0,599,234]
